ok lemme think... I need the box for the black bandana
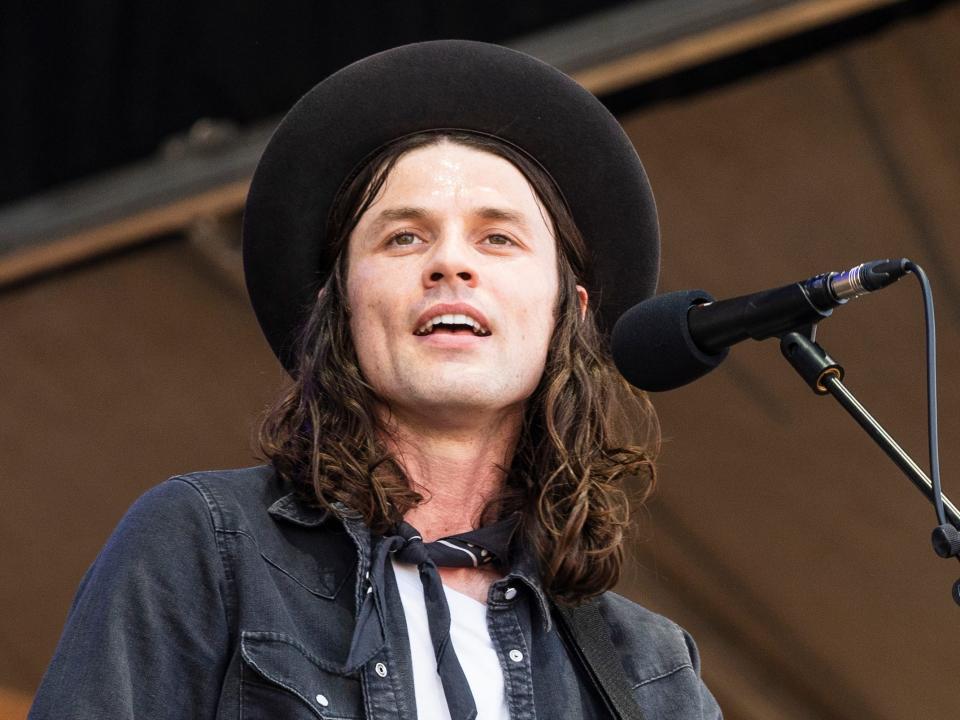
[348,515,519,720]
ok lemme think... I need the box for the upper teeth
[416,313,490,335]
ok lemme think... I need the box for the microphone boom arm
[781,330,960,529]
[780,329,960,604]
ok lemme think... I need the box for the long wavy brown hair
[259,131,659,604]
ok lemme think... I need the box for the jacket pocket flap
[259,551,350,599]
[256,524,354,599]
[241,631,363,719]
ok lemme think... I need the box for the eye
[388,231,424,247]
[482,234,515,246]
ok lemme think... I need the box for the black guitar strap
[554,601,647,720]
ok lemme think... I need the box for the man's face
[346,141,568,424]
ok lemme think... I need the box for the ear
[576,285,589,320]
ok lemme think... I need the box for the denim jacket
[30,466,721,719]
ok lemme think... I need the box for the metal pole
[822,374,960,530]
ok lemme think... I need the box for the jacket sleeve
[29,478,232,720]
[682,627,724,720]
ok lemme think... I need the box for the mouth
[413,305,492,337]
[413,313,492,337]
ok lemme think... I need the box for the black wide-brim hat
[243,39,659,370]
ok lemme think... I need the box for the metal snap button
[508,649,523,662]
[375,661,388,677]
[315,694,329,707]
[503,586,517,601]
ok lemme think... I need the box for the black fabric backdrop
[0,0,630,205]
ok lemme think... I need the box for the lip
[416,332,488,349]
[413,302,492,334]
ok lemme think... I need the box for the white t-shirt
[392,559,510,720]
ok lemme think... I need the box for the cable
[904,261,945,528]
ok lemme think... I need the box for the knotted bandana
[348,515,518,720]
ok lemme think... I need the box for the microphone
[611,258,909,392]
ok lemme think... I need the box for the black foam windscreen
[611,289,729,392]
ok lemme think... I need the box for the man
[31,41,720,719]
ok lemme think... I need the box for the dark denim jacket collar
[266,492,330,526]
[267,491,553,627]
[503,547,553,631]
[267,492,367,527]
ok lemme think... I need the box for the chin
[391,379,531,417]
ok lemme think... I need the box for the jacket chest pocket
[240,631,364,720]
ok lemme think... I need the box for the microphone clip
[778,326,844,396]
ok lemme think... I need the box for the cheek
[345,271,385,368]
[345,277,369,340]
[346,262,411,368]
[347,262,390,329]
[514,307,553,346]
[517,274,560,339]
[501,285,558,375]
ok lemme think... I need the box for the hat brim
[242,40,659,370]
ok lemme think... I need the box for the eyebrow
[373,206,430,224]
[369,205,530,231]
[474,206,527,226]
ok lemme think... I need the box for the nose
[421,236,478,289]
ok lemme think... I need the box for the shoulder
[595,591,702,679]
[148,464,290,530]
[171,464,283,508]
[127,464,280,511]
[101,465,288,566]
[31,475,248,719]
[594,591,722,718]
[97,466,278,568]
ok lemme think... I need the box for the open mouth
[413,313,492,337]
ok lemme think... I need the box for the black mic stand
[779,327,960,605]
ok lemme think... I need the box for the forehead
[362,141,555,233]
